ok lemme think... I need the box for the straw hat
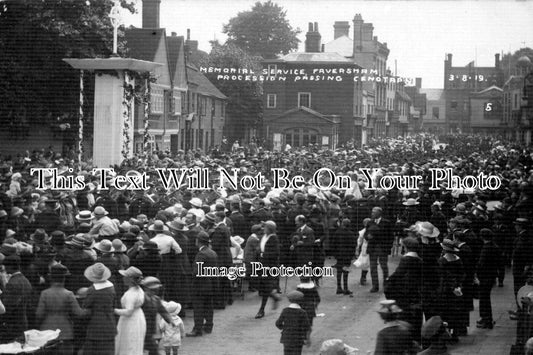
[84,263,111,283]
[402,198,419,206]
[76,210,93,222]
[119,266,143,279]
[377,300,403,314]
[94,239,114,253]
[415,221,440,238]
[190,197,203,208]
[140,276,163,290]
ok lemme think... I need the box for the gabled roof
[504,75,524,86]
[167,35,184,82]
[187,67,227,100]
[271,106,340,124]
[420,88,445,101]
[323,35,353,57]
[396,90,412,102]
[473,85,503,95]
[125,28,166,62]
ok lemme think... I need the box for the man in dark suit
[255,220,281,318]
[206,211,233,308]
[291,215,315,268]
[475,228,502,329]
[186,231,218,337]
[228,202,248,241]
[366,207,393,293]
[512,218,533,299]
[0,255,32,343]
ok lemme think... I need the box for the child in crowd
[275,290,311,355]
[296,276,321,338]
[159,301,185,355]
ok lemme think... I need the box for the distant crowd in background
[0,133,533,354]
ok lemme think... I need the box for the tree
[501,47,533,79]
[200,41,263,141]
[0,0,135,125]
[222,1,300,59]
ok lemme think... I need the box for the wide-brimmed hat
[319,339,359,355]
[514,218,530,226]
[94,239,114,253]
[163,301,182,315]
[121,232,138,242]
[453,203,467,213]
[377,300,402,314]
[30,229,50,243]
[166,219,189,232]
[119,266,143,279]
[49,263,71,277]
[440,238,459,252]
[84,263,111,283]
[112,239,127,252]
[92,206,108,217]
[421,316,444,339]
[140,276,163,290]
[190,197,203,208]
[65,234,86,249]
[415,221,440,238]
[402,198,419,206]
[76,210,93,222]
[148,220,169,233]
[287,290,304,302]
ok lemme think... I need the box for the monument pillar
[63,58,161,168]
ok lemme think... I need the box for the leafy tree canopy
[0,0,135,122]
[501,47,533,78]
[222,1,300,59]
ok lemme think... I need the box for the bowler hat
[84,263,111,283]
[195,231,210,244]
[148,220,170,233]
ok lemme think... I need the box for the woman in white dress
[114,266,146,355]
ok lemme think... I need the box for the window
[267,94,277,108]
[514,93,519,109]
[432,107,439,119]
[451,100,458,110]
[150,86,164,113]
[298,92,311,108]
[172,92,182,116]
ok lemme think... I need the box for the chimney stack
[415,77,422,89]
[305,21,321,53]
[333,21,350,39]
[495,53,500,68]
[353,14,364,54]
[171,32,177,37]
[142,0,161,29]
[187,29,190,41]
[362,23,374,41]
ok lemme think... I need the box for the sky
[121,0,533,89]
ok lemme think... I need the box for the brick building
[443,53,504,133]
[420,89,446,134]
[262,23,362,149]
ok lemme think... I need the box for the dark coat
[0,272,32,342]
[332,226,357,266]
[83,284,116,340]
[275,307,310,346]
[292,224,315,266]
[209,224,233,267]
[33,210,62,234]
[374,322,415,355]
[366,218,393,256]
[229,211,249,241]
[477,241,502,282]
[62,247,94,292]
[191,246,218,296]
[386,255,422,309]
[513,230,533,275]
[258,234,280,297]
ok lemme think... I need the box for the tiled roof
[276,52,352,63]
[124,28,165,62]
[187,67,227,100]
[167,35,184,82]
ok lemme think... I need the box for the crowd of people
[0,132,532,354]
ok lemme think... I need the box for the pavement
[176,257,518,355]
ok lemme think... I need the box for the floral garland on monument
[121,71,133,160]
[78,70,84,171]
